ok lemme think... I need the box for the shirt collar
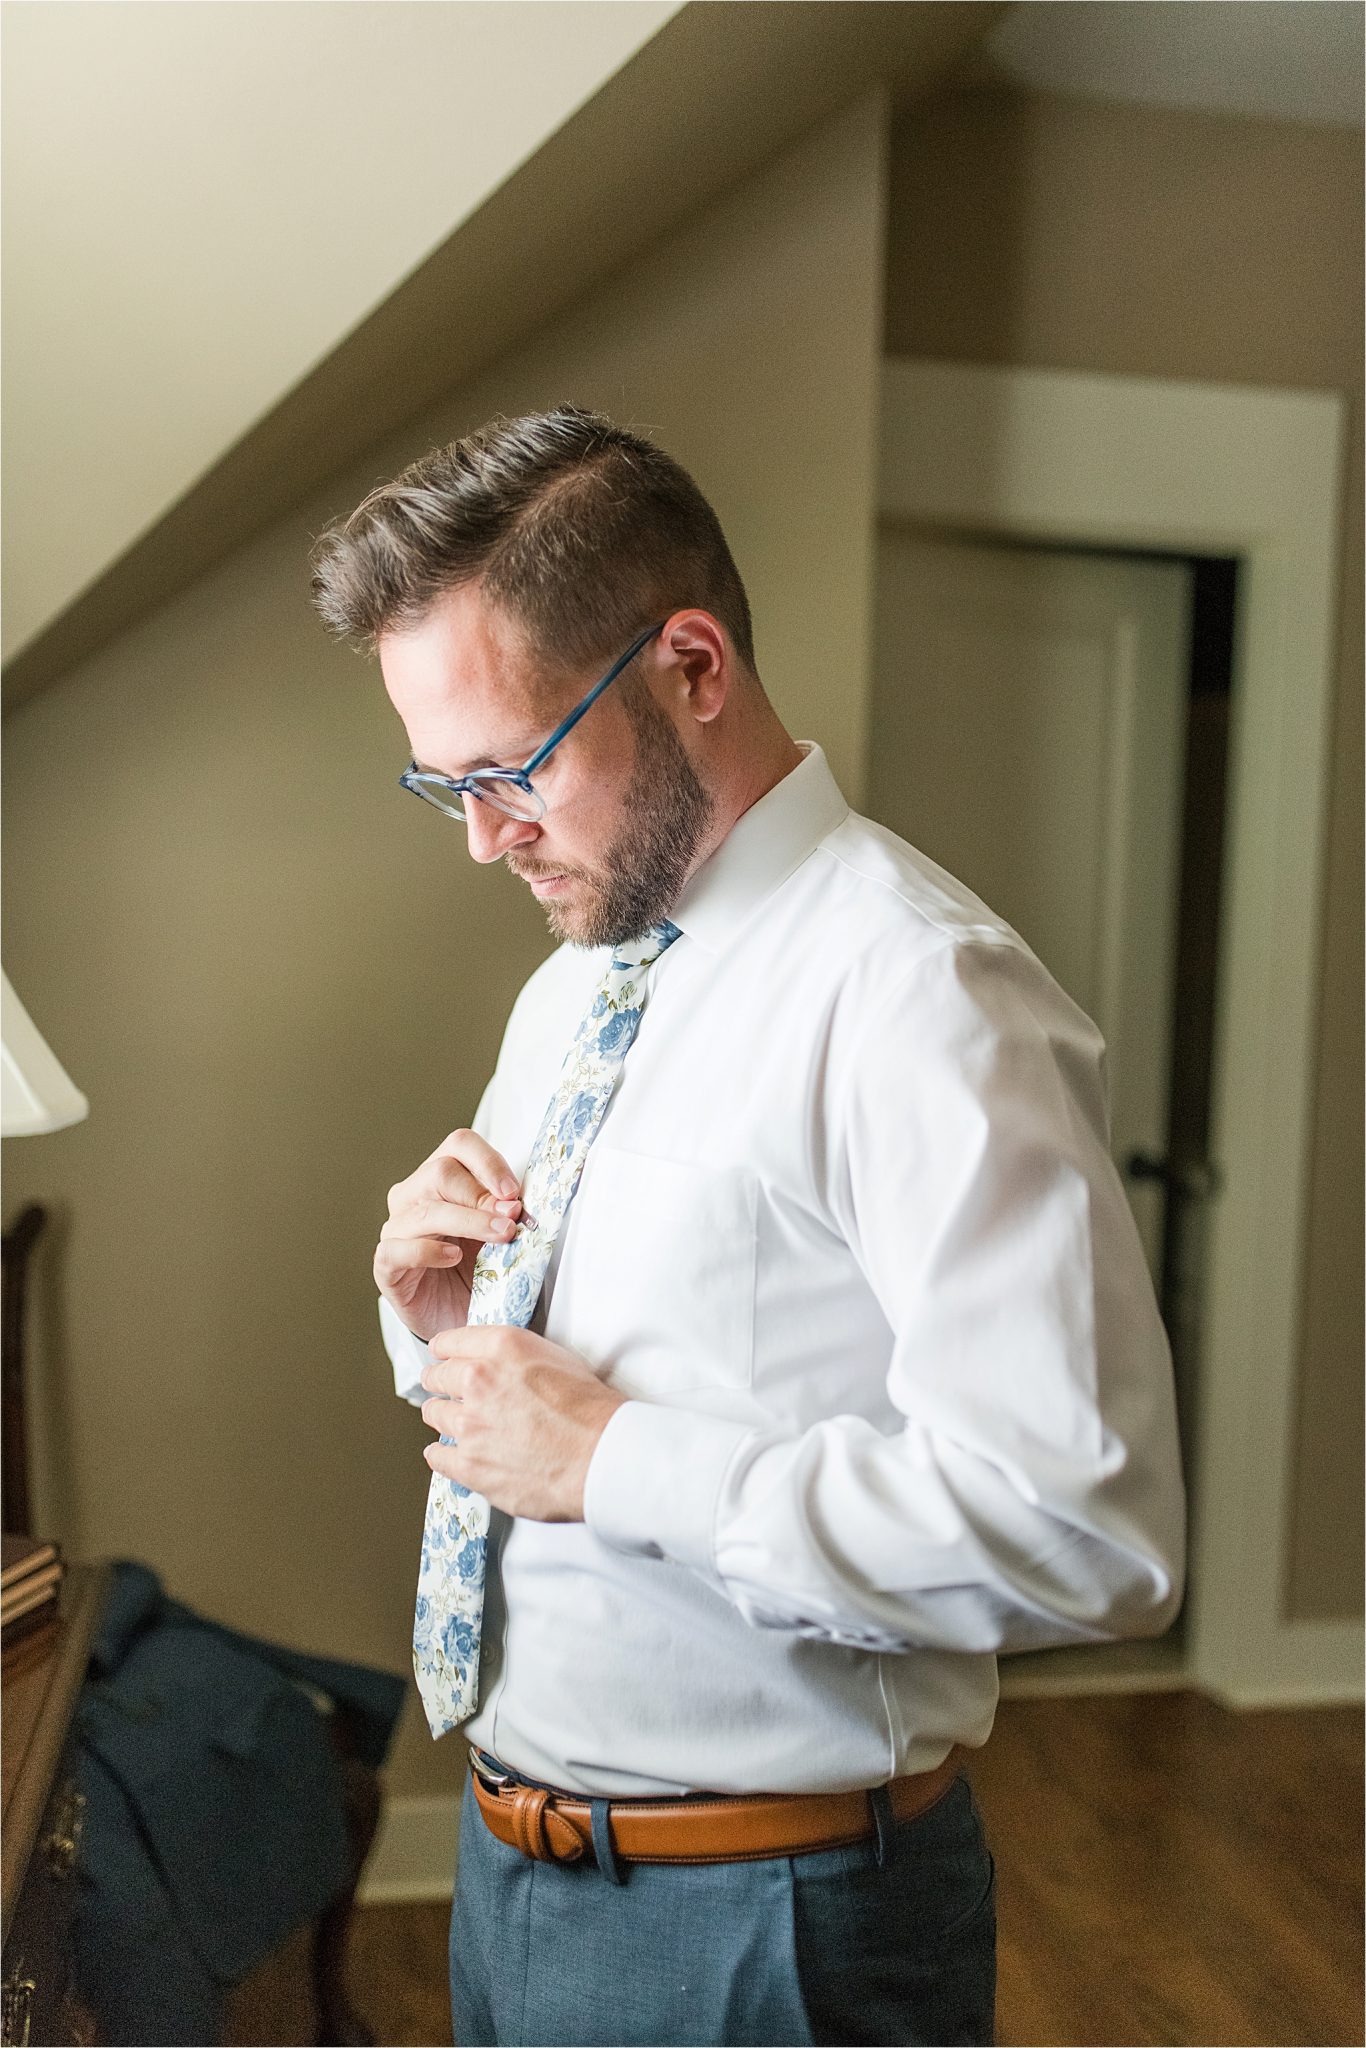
[667,741,851,955]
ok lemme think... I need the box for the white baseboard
[359,1794,459,1904]
[997,1634,1189,1699]
[996,1618,1364,1708]
[1202,1617,1365,1709]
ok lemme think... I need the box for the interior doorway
[876,357,1354,1707]
[868,527,1238,1692]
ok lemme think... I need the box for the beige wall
[0,93,889,1802]
[0,0,682,660]
[883,86,1363,1621]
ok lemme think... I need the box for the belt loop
[869,1785,896,1871]
[589,1799,627,1887]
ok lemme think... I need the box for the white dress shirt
[380,741,1186,1797]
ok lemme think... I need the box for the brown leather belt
[469,1744,966,1867]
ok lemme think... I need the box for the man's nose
[464,795,540,866]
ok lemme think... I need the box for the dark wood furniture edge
[2,1202,46,1539]
[1,1560,110,1950]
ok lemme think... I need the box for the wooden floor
[972,1689,1362,2047]
[226,1689,1363,2048]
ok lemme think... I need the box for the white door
[870,526,1193,1285]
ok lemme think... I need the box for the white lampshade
[1,971,89,1136]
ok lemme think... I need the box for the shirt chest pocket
[549,1147,758,1396]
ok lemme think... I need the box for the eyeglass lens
[413,774,541,822]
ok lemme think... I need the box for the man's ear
[658,610,730,725]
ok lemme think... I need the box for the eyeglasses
[399,620,668,824]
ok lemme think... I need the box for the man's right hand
[375,1129,523,1343]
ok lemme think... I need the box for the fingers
[383,1128,524,1244]
[421,1336,494,1397]
[421,1393,462,1437]
[427,1324,513,1364]
[374,1129,524,1326]
[432,1127,521,1202]
[427,1324,485,1362]
[423,1439,463,1481]
[374,1236,462,1291]
[383,1190,519,1245]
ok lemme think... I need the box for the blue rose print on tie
[502,1268,537,1327]
[596,1008,639,1057]
[482,1238,518,1281]
[557,1091,598,1148]
[443,1614,478,1664]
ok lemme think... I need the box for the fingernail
[499,1177,518,1197]
[495,1199,520,1214]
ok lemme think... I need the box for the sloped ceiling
[0,0,683,667]
[1,0,1008,713]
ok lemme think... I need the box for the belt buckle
[469,1746,511,1792]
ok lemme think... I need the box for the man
[311,405,1186,2048]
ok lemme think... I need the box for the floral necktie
[412,919,683,1740]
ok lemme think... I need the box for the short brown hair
[309,405,756,679]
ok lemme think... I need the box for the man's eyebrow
[417,734,540,778]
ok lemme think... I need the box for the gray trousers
[449,1766,997,2046]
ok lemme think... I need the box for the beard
[511,684,716,949]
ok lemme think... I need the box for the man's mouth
[510,865,572,898]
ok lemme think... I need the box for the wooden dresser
[2,1564,109,2048]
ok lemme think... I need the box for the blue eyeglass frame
[399,619,668,823]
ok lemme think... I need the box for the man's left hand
[419,1326,628,1521]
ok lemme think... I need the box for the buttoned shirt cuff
[583,1400,755,1578]
[377,1293,432,1405]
